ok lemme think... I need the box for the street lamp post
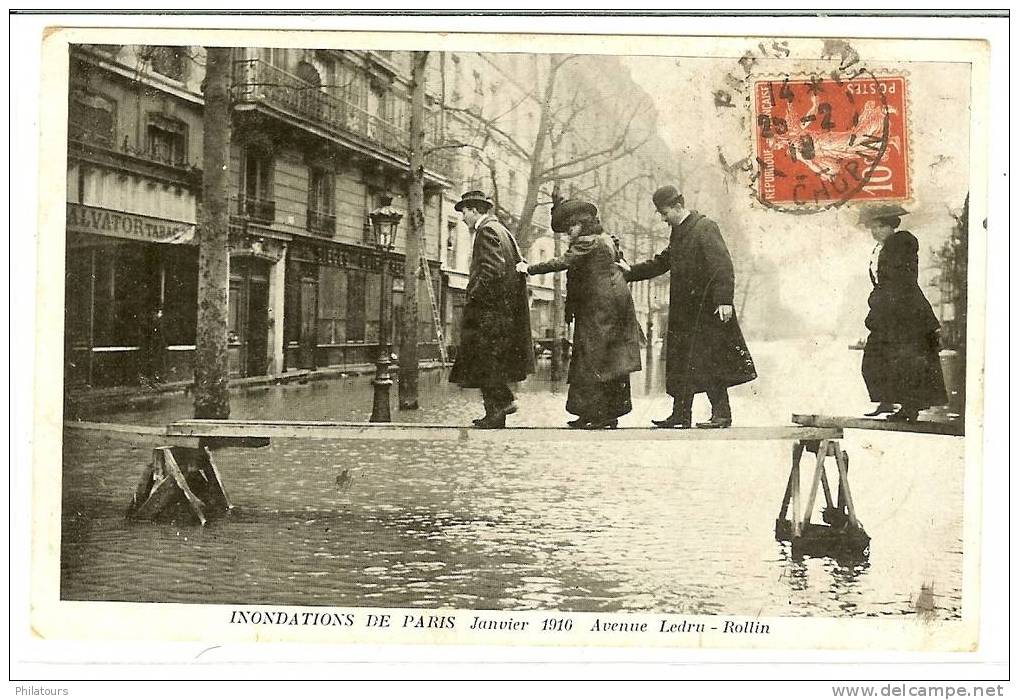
[368,195,403,423]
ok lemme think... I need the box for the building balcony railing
[306,209,337,235]
[236,195,276,224]
[231,58,455,179]
[68,136,202,189]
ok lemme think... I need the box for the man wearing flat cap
[449,190,534,428]
[858,204,946,422]
[623,185,757,428]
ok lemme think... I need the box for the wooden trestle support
[775,439,870,557]
[125,444,232,525]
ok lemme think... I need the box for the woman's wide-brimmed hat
[550,199,598,232]
[858,203,909,225]
[454,190,494,212]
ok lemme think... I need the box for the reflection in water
[62,340,964,618]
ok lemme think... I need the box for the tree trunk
[193,47,232,420]
[399,51,429,410]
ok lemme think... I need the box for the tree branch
[600,173,655,205]
[441,104,532,157]
[545,132,654,182]
[541,98,650,177]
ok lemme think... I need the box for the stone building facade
[64,43,677,387]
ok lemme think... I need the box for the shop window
[160,246,198,346]
[144,45,188,81]
[240,148,275,223]
[68,90,116,148]
[90,242,152,347]
[146,114,188,166]
[346,270,367,342]
[364,271,381,343]
[317,267,347,344]
[64,252,94,348]
[307,167,336,234]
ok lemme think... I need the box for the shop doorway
[228,256,271,377]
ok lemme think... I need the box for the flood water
[61,339,965,618]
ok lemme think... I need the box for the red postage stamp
[753,74,909,208]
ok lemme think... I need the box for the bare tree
[399,51,429,410]
[193,47,232,419]
[438,54,654,251]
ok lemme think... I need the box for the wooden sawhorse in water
[775,437,869,557]
[65,420,867,556]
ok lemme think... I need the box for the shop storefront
[283,237,443,370]
[65,202,198,387]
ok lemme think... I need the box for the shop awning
[66,202,196,245]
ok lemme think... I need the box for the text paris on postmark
[712,39,911,214]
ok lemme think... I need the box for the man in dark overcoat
[449,190,534,428]
[624,185,757,428]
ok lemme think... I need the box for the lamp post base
[370,356,393,423]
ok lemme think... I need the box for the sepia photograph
[17,14,1005,669]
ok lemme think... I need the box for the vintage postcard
[22,15,1001,665]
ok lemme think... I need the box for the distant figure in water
[859,205,947,422]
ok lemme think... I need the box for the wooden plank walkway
[65,420,843,445]
[63,421,200,448]
[165,420,842,442]
[792,414,964,437]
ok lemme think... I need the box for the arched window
[143,46,188,81]
[68,90,116,147]
[295,61,323,120]
[295,61,321,88]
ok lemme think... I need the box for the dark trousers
[675,386,731,420]
[481,383,514,413]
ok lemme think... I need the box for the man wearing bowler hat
[623,185,757,428]
[449,190,534,428]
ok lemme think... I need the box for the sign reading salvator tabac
[66,202,195,244]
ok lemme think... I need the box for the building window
[144,45,188,81]
[446,220,458,260]
[295,61,321,88]
[240,148,275,223]
[317,266,347,344]
[346,270,367,342]
[307,167,336,235]
[146,114,188,166]
[68,90,116,147]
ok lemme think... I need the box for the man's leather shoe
[584,418,618,430]
[651,415,691,428]
[567,417,590,429]
[864,402,896,417]
[696,417,732,429]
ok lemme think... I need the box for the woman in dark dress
[516,200,643,429]
[859,205,948,422]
